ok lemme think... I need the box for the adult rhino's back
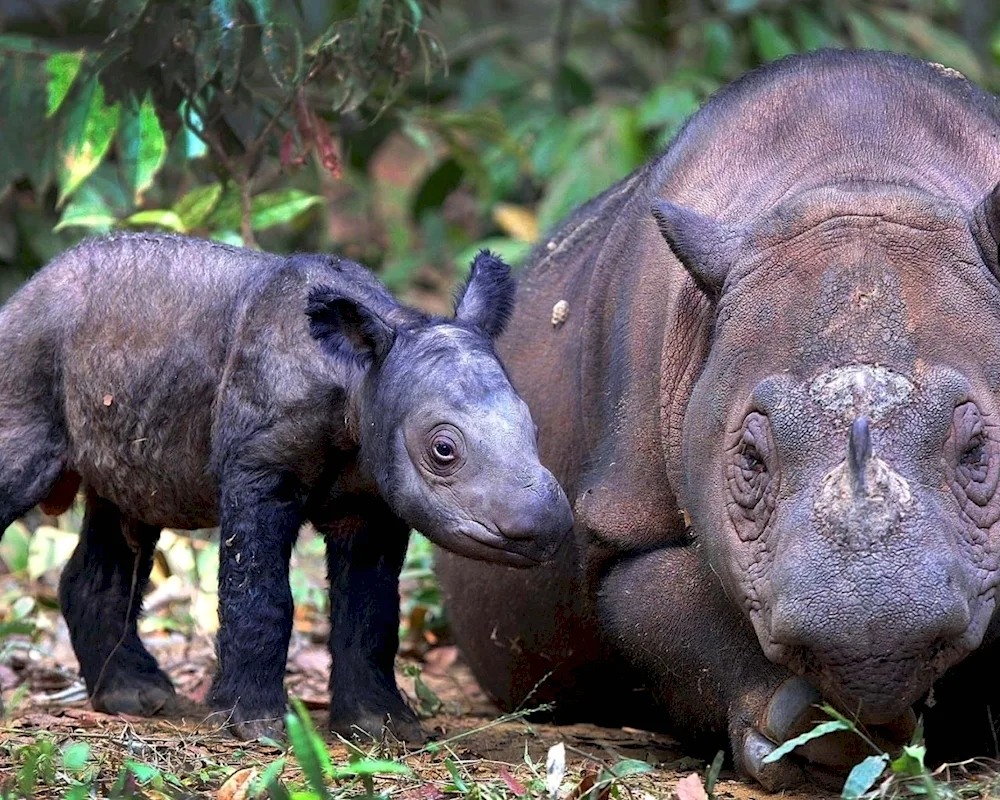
[659,50,1000,219]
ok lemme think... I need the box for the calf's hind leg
[319,506,422,742]
[59,490,175,716]
[0,416,68,713]
[0,416,68,531]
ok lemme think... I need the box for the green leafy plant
[761,705,962,799]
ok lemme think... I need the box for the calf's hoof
[208,706,286,742]
[92,672,177,717]
[330,706,426,744]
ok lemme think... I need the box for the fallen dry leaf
[500,765,527,797]
[546,742,566,797]
[217,767,257,800]
[565,770,599,800]
[402,785,445,800]
[424,646,458,676]
[673,772,708,800]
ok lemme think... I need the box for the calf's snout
[497,471,574,558]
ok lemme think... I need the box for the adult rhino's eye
[726,412,778,541]
[740,443,765,476]
[962,436,987,469]
[948,402,999,525]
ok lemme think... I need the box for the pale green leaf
[455,239,532,273]
[790,8,839,51]
[251,758,286,799]
[54,190,116,231]
[118,93,167,204]
[331,759,412,778]
[123,209,185,232]
[749,15,796,63]
[890,744,927,777]
[173,183,223,230]
[61,742,91,771]
[126,761,161,784]
[250,190,324,230]
[605,758,655,777]
[285,700,330,799]
[841,754,889,800]
[45,51,83,118]
[761,719,851,764]
[844,10,894,51]
[57,79,121,206]
[0,522,31,573]
[637,84,699,134]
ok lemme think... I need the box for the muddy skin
[0,235,573,742]
[436,50,1000,788]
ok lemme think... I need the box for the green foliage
[760,704,976,799]
[0,0,443,264]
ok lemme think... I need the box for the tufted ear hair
[454,249,516,338]
[306,287,396,367]
[971,181,1000,279]
[652,199,743,298]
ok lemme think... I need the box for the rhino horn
[651,199,742,298]
[847,416,872,495]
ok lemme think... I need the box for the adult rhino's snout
[764,416,979,724]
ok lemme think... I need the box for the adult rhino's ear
[454,249,515,338]
[652,199,742,298]
[971,181,1000,278]
[306,287,396,367]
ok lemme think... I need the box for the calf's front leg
[209,466,304,740]
[319,505,423,742]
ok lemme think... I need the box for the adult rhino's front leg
[598,544,912,789]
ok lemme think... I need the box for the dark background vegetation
[0,0,997,312]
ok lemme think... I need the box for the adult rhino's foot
[738,676,916,791]
[330,699,425,744]
[91,670,177,717]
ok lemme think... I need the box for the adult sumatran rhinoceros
[436,50,1000,786]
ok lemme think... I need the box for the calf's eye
[433,440,455,461]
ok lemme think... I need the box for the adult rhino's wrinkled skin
[436,50,1000,787]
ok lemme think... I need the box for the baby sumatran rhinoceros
[0,233,572,741]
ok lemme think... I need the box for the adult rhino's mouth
[757,621,972,725]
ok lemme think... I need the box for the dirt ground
[0,520,908,800]
[0,552,843,800]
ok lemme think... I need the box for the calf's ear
[306,287,396,367]
[454,250,515,338]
